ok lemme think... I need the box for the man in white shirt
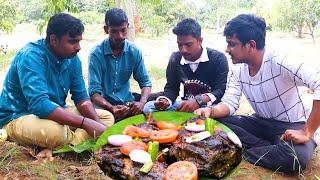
[195,14,320,174]
[143,18,228,113]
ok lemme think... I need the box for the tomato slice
[123,125,150,138]
[120,141,148,156]
[149,129,179,143]
[164,161,198,180]
[156,121,181,130]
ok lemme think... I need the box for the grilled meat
[95,145,167,180]
[96,117,242,179]
[169,129,242,178]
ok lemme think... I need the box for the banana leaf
[54,111,235,153]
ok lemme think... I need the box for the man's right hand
[112,105,130,119]
[155,98,170,111]
[194,107,212,118]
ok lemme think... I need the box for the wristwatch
[195,95,205,107]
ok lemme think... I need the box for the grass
[0,51,15,70]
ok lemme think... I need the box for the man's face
[225,34,249,64]
[52,34,82,59]
[177,35,202,61]
[104,22,128,49]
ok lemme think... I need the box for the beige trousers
[4,107,114,148]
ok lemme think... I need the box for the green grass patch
[0,51,15,70]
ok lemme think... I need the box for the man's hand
[155,98,170,111]
[176,99,200,112]
[281,129,312,144]
[82,118,107,137]
[194,107,212,117]
[112,105,130,120]
[130,101,145,115]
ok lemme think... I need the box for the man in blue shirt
[0,13,114,153]
[88,8,152,120]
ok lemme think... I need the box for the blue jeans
[143,100,182,113]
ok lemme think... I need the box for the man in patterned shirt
[196,14,320,174]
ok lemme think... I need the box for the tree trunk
[115,0,135,41]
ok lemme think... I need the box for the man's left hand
[176,99,200,112]
[130,101,145,115]
[281,129,312,144]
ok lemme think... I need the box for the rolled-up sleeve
[133,49,152,88]
[221,66,242,115]
[70,57,89,105]
[17,52,58,118]
[88,53,104,96]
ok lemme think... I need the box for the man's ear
[104,25,109,34]
[50,34,58,47]
[247,40,257,49]
[198,37,203,44]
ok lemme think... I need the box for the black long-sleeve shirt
[163,48,229,104]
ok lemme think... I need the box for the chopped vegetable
[185,131,211,143]
[107,134,132,146]
[129,149,152,164]
[205,118,216,135]
[139,161,154,173]
[148,141,159,162]
[227,132,242,148]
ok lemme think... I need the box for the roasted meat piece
[95,146,167,180]
[169,129,242,178]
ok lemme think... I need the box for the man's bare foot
[36,148,54,161]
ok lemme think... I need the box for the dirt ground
[1,24,320,179]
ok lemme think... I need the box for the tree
[37,0,78,33]
[0,0,16,33]
[115,0,136,41]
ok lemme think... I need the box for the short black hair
[105,8,128,26]
[46,13,84,41]
[223,14,266,50]
[173,18,201,38]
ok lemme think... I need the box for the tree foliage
[0,0,17,33]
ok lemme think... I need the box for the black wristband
[80,117,85,128]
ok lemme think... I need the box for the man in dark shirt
[143,18,228,113]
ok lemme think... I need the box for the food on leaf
[120,141,148,156]
[149,129,179,143]
[123,125,150,138]
[163,161,198,180]
[156,121,180,130]
[205,118,216,135]
[185,122,205,132]
[129,149,152,164]
[148,141,159,162]
[185,131,211,143]
[107,134,132,146]
[227,132,242,148]
[139,161,154,173]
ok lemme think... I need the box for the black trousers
[219,115,317,174]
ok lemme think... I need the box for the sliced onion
[108,134,132,146]
[129,149,152,164]
[185,122,205,132]
[227,132,242,148]
[185,131,211,143]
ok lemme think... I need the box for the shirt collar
[103,38,129,55]
[180,47,209,65]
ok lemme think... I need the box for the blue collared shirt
[0,39,89,128]
[88,38,152,104]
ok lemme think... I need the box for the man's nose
[225,47,230,53]
[75,43,81,52]
[180,46,188,53]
